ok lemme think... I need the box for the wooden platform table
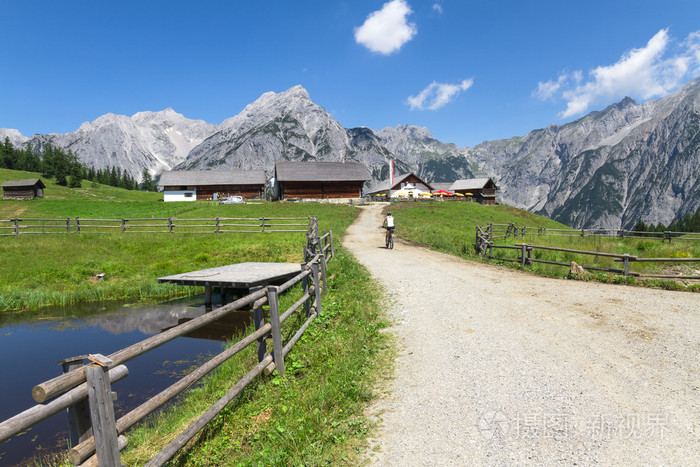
[158,262,302,305]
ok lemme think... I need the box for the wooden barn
[274,162,370,200]
[449,178,498,205]
[159,170,267,202]
[366,173,433,198]
[1,179,45,200]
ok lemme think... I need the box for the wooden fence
[0,223,335,466]
[0,216,313,236]
[482,222,700,243]
[475,224,700,280]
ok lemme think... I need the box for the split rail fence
[475,223,700,280]
[0,220,335,466]
[0,216,314,236]
[480,223,700,243]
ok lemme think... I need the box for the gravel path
[344,204,699,466]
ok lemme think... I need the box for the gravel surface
[344,204,699,466]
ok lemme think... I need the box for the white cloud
[433,3,443,14]
[534,29,700,118]
[408,79,474,110]
[354,0,417,55]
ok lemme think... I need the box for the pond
[0,295,252,466]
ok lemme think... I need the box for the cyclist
[383,211,395,248]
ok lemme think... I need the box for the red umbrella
[432,190,454,196]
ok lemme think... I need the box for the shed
[449,178,499,205]
[274,162,370,200]
[1,179,45,200]
[366,173,434,198]
[158,170,267,202]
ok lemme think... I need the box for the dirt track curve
[343,203,699,466]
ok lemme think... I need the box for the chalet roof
[430,182,454,192]
[367,173,433,194]
[1,178,45,188]
[275,162,371,182]
[158,170,267,187]
[449,178,497,191]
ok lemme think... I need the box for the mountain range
[2,79,699,230]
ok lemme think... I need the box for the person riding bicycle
[383,212,395,246]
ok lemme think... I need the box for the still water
[0,295,251,466]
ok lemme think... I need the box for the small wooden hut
[1,179,45,200]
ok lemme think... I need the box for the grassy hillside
[391,201,699,291]
[392,201,568,257]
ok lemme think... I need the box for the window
[184,192,193,198]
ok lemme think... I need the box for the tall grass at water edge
[0,203,356,313]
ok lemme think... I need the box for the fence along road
[344,203,699,466]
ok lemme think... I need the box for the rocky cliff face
[2,81,698,229]
[25,109,216,179]
[468,78,700,229]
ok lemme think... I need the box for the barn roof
[367,173,433,194]
[1,178,45,188]
[449,178,497,191]
[430,182,454,192]
[275,162,371,182]
[158,170,267,187]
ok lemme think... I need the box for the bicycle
[385,227,394,249]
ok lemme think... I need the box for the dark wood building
[449,178,498,205]
[274,162,370,200]
[158,170,267,201]
[1,179,45,200]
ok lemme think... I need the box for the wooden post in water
[59,356,92,446]
[267,286,285,376]
[85,356,121,467]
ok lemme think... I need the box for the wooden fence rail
[478,222,700,243]
[475,224,700,280]
[0,218,336,465]
[0,217,314,236]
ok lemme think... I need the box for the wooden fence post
[267,286,285,376]
[168,218,173,233]
[302,263,311,317]
[329,230,335,258]
[66,217,71,233]
[520,244,527,266]
[581,229,585,237]
[664,231,672,243]
[623,254,630,277]
[215,217,220,233]
[311,261,322,315]
[121,219,126,233]
[85,358,121,466]
[75,217,81,234]
[13,218,18,236]
[60,356,92,445]
[319,250,328,294]
[251,286,267,363]
[261,217,266,233]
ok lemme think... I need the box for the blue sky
[1,0,699,147]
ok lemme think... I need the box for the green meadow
[391,201,700,291]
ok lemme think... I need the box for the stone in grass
[568,261,588,279]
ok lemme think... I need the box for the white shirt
[385,216,395,228]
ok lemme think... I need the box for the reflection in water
[0,296,251,466]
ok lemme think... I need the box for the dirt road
[344,204,699,466]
